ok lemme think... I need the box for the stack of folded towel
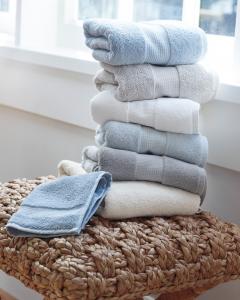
[80,19,219,219]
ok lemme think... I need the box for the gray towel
[96,121,208,167]
[82,146,207,200]
[94,63,219,103]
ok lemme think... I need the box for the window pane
[78,0,118,20]
[133,0,183,22]
[0,0,9,11]
[200,0,237,36]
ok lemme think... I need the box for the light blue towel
[96,121,208,167]
[83,19,207,65]
[6,172,111,238]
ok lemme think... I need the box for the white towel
[57,160,86,177]
[95,63,219,103]
[57,160,200,219]
[97,181,200,219]
[91,91,200,134]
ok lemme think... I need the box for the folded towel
[97,181,201,219]
[83,19,207,65]
[57,160,86,177]
[82,146,207,199]
[7,172,111,237]
[91,91,200,134]
[96,121,208,167]
[58,160,86,177]
[95,63,219,103]
[56,161,201,219]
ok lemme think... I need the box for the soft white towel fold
[57,160,201,219]
[91,91,200,134]
[57,160,85,177]
[57,160,86,177]
[94,63,219,103]
[97,181,200,219]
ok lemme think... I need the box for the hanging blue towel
[83,19,207,65]
[6,172,111,238]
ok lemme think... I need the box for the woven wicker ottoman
[0,176,239,300]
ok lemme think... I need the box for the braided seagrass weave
[0,176,239,300]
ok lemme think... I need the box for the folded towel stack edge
[95,63,218,104]
[83,19,207,65]
[91,91,201,134]
[80,18,218,219]
[57,161,202,219]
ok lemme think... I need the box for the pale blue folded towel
[6,172,111,238]
[96,121,208,167]
[83,19,207,65]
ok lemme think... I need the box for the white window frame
[234,0,240,73]
[182,0,201,26]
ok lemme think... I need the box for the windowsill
[0,45,99,75]
[0,45,239,104]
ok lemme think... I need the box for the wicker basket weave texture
[0,176,239,300]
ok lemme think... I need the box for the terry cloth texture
[83,19,207,65]
[56,160,201,219]
[94,63,219,103]
[6,172,111,237]
[55,160,200,219]
[91,91,200,134]
[96,121,208,167]
[97,181,201,219]
[82,146,207,199]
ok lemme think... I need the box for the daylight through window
[0,0,9,12]
[77,0,239,37]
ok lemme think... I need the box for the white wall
[0,105,94,182]
[0,105,239,300]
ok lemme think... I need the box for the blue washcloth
[83,19,207,65]
[6,172,112,238]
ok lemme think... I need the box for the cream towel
[95,63,219,103]
[91,91,200,134]
[97,181,200,219]
[58,160,86,177]
[57,160,200,219]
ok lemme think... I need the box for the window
[76,0,238,37]
[75,0,240,77]
[0,0,239,79]
[200,0,237,36]
[77,0,183,22]
[133,0,183,22]
[0,0,16,45]
[0,0,9,12]
[78,0,118,19]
